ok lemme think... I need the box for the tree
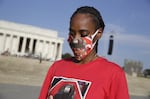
[62,53,72,59]
[123,59,143,76]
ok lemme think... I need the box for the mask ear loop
[91,30,99,49]
[91,30,99,40]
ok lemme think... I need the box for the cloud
[103,23,150,49]
[116,33,150,48]
[141,50,150,55]
[104,23,125,35]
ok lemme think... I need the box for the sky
[0,0,150,69]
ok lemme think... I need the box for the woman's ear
[97,28,103,38]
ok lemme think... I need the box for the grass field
[0,55,150,96]
[0,55,51,86]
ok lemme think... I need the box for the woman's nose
[74,33,81,39]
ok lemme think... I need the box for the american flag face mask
[68,30,99,60]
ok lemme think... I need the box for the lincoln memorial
[0,20,64,61]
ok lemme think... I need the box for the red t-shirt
[39,57,129,99]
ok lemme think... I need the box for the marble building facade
[0,20,64,61]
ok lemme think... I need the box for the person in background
[39,6,129,99]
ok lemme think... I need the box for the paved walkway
[0,55,150,97]
[0,83,149,99]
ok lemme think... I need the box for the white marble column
[29,38,33,54]
[47,41,52,60]
[0,33,6,53]
[2,33,7,52]
[15,36,20,54]
[9,35,13,54]
[35,39,39,55]
[52,42,57,61]
[39,40,43,54]
[42,40,46,59]
[50,42,55,61]
[44,41,50,59]
[2,34,7,51]
[4,34,11,52]
[57,43,63,60]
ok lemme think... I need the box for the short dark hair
[70,6,105,30]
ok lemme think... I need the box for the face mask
[68,30,99,60]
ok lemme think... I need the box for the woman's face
[69,13,97,61]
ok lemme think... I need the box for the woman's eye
[81,33,88,37]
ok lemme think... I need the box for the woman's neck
[73,49,98,64]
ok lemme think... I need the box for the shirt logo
[47,76,91,99]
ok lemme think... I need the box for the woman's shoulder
[97,57,124,72]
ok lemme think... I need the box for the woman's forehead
[70,14,96,30]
